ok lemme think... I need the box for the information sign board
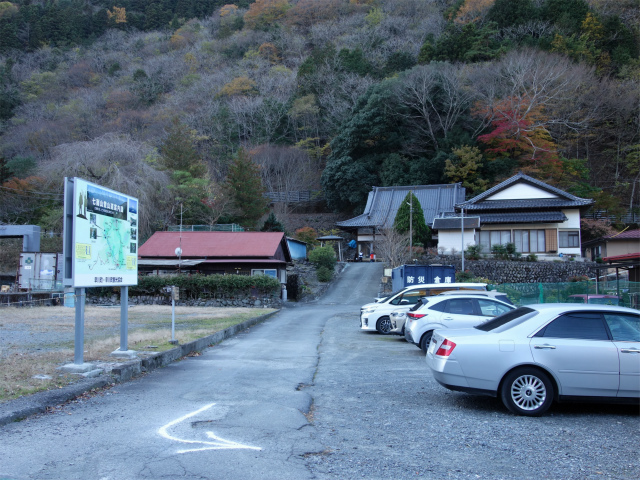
[63,177,138,287]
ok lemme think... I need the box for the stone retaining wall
[421,255,599,283]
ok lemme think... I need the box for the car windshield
[475,307,538,332]
[377,289,406,303]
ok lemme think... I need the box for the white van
[360,283,487,334]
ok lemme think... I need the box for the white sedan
[426,304,640,416]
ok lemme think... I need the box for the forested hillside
[0,0,638,242]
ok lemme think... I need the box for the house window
[479,230,511,253]
[559,231,580,248]
[252,269,278,278]
[514,230,546,253]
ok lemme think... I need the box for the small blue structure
[286,237,308,260]
[391,264,456,291]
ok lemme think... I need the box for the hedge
[92,274,281,299]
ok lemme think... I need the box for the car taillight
[407,312,427,319]
[435,339,456,357]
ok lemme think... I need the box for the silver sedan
[426,304,640,416]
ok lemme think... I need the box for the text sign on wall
[64,177,138,287]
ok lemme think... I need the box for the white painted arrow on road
[158,403,262,454]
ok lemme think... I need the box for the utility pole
[409,192,413,261]
[461,206,465,272]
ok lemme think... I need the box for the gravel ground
[306,312,640,480]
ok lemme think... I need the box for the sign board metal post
[73,288,85,365]
[120,286,128,352]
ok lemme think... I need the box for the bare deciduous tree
[395,62,474,153]
[374,227,411,268]
[42,133,171,239]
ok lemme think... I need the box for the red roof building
[138,231,292,282]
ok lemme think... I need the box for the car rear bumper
[432,376,496,397]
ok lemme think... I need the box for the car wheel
[500,368,554,416]
[419,331,433,353]
[376,316,391,334]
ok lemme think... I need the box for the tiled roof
[604,229,640,240]
[458,172,593,210]
[460,199,591,211]
[582,228,640,247]
[337,184,465,229]
[433,211,568,229]
[432,217,480,230]
[138,231,291,260]
[477,211,568,224]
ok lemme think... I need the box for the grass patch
[0,306,275,403]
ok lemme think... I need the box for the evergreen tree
[226,148,269,229]
[394,192,431,246]
[260,212,285,232]
[160,119,209,224]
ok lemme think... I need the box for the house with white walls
[433,173,595,260]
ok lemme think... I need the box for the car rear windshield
[475,307,538,332]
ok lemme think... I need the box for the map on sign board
[71,178,138,287]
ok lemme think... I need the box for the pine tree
[260,212,285,232]
[226,148,269,229]
[394,192,431,247]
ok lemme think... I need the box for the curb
[0,310,279,427]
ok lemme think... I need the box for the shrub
[465,244,483,260]
[308,245,336,270]
[131,274,280,299]
[317,266,333,282]
[491,244,508,260]
[526,253,538,262]
[456,270,474,282]
[569,275,589,282]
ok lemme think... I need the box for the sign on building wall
[63,177,138,288]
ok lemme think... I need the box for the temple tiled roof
[336,184,465,229]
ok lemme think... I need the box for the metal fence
[167,224,244,232]
[490,281,640,310]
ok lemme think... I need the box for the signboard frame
[63,177,139,288]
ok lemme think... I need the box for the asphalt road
[1,262,639,480]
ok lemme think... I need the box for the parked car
[360,283,487,334]
[567,294,620,305]
[437,290,514,305]
[389,308,410,335]
[426,304,640,416]
[404,295,515,351]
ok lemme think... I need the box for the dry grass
[0,305,275,402]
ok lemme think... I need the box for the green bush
[491,244,508,260]
[317,266,333,282]
[308,246,336,270]
[526,253,538,262]
[131,274,280,300]
[465,244,483,260]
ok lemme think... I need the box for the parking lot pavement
[305,311,640,480]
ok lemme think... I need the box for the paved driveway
[0,262,638,480]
